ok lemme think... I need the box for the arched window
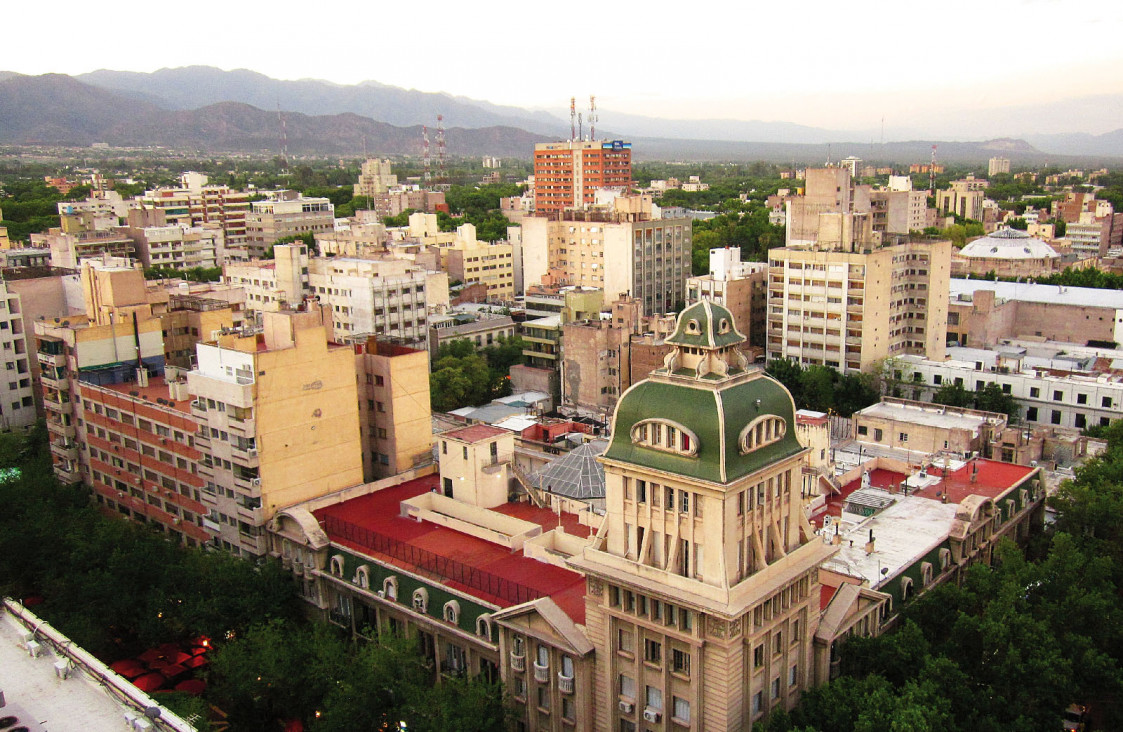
[443,600,460,624]
[900,576,914,602]
[329,554,345,577]
[631,419,699,457]
[412,587,429,614]
[281,539,292,558]
[920,561,933,586]
[382,576,398,601]
[475,614,493,641]
[740,416,787,454]
[354,565,370,589]
[939,548,952,571]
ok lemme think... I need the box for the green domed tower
[572,300,837,731]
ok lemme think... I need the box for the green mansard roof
[604,371,804,485]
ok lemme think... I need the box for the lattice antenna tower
[422,125,431,183]
[570,97,576,141]
[577,113,583,141]
[589,95,597,141]
[436,114,446,182]
[276,103,289,170]
[930,144,938,194]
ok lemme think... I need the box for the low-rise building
[242,191,334,260]
[687,248,768,349]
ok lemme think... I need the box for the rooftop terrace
[313,476,589,623]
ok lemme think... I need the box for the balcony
[55,462,81,485]
[43,396,72,413]
[40,368,68,389]
[237,505,264,525]
[558,673,574,694]
[46,419,76,439]
[202,517,221,533]
[36,351,66,369]
[50,440,79,461]
[533,662,549,683]
[510,652,525,672]
[231,444,259,466]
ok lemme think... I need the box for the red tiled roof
[313,475,588,623]
[442,424,510,443]
[911,459,1035,504]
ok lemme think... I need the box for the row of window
[607,586,694,632]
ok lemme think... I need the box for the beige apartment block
[243,191,334,260]
[187,307,364,556]
[353,158,398,200]
[223,243,310,314]
[308,256,428,344]
[34,213,136,270]
[570,301,836,730]
[935,177,987,221]
[521,197,691,316]
[356,339,433,481]
[767,239,952,373]
[437,424,514,509]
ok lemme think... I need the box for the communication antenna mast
[577,113,583,142]
[589,95,597,141]
[422,125,431,183]
[570,97,576,141]
[930,144,938,194]
[436,114,446,183]
[276,103,288,170]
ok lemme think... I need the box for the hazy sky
[8,0,1123,135]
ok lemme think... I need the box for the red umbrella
[147,658,171,670]
[109,659,147,678]
[159,663,188,679]
[133,672,167,692]
[166,650,193,665]
[158,642,181,656]
[183,655,209,669]
[174,678,206,695]
[137,649,164,664]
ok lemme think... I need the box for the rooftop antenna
[276,103,288,171]
[589,95,597,141]
[930,144,938,194]
[422,125,431,183]
[570,97,577,142]
[826,143,832,167]
[436,114,446,183]
[578,112,584,142]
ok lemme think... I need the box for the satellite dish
[144,707,162,719]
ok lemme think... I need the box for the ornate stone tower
[572,300,836,730]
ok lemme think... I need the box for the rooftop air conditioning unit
[54,659,72,680]
[251,478,261,487]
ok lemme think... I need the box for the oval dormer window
[631,419,699,457]
[685,319,700,334]
[717,317,731,334]
[739,416,787,454]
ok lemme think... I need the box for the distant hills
[1,68,1120,162]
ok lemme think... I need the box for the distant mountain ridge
[0,70,1119,162]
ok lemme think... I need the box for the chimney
[864,529,875,555]
[831,524,842,545]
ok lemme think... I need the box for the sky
[6,0,1123,137]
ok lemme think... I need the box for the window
[753,644,765,668]
[329,554,345,577]
[475,614,493,640]
[671,647,690,676]
[536,644,549,669]
[636,479,647,503]
[899,432,908,442]
[562,697,575,722]
[536,685,550,711]
[752,691,763,715]
[644,638,662,665]
[645,685,663,711]
[1027,406,1039,421]
[355,565,370,589]
[619,674,636,699]
[618,628,634,654]
[1053,390,1064,401]
[679,491,690,514]
[630,419,698,457]
[740,416,787,453]
[1030,387,1040,398]
[561,655,574,678]
[1104,396,1114,408]
[513,676,526,699]
[412,588,428,613]
[771,677,781,699]
[789,664,798,686]
[443,600,460,624]
[1051,410,1062,425]
[382,576,398,600]
[1077,393,1088,405]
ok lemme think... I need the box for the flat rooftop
[314,475,590,623]
[0,603,191,732]
[91,375,192,414]
[441,424,511,444]
[856,401,992,432]
[914,458,1035,504]
[951,278,1123,309]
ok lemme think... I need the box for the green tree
[932,381,973,408]
[973,382,1019,421]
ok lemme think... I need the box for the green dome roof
[665,300,745,350]
[604,371,803,484]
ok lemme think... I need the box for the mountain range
[1,67,1121,162]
